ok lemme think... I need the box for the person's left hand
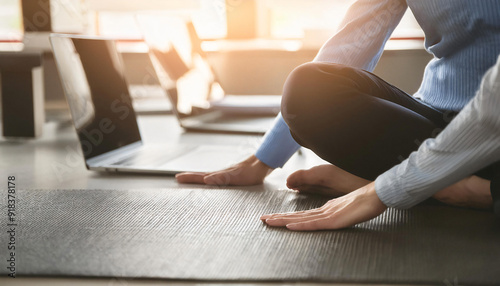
[260,182,387,231]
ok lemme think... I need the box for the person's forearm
[375,54,500,209]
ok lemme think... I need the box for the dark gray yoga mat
[1,187,499,284]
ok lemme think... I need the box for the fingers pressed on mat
[176,172,209,184]
[265,213,330,227]
[260,207,327,222]
[204,172,232,185]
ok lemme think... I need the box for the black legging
[281,62,499,182]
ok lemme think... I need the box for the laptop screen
[50,35,141,160]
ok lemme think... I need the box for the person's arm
[261,54,500,230]
[314,0,407,69]
[375,54,500,208]
[177,0,408,185]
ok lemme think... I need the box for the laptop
[129,84,172,115]
[50,34,251,174]
[138,16,280,134]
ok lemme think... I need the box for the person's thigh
[281,62,447,181]
[476,161,500,181]
[490,170,500,217]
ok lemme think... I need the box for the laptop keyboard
[110,145,195,168]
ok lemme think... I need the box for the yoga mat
[1,187,499,285]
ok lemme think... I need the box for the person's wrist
[249,155,274,177]
[364,181,388,212]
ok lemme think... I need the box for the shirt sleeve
[255,113,301,169]
[375,54,500,209]
[256,0,408,168]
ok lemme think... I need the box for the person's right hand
[175,155,273,186]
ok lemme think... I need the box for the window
[92,0,423,44]
[0,0,22,41]
[266,0,423,40]
[0,0,86,42]
[93,1,226,40]
[0,0,423,44]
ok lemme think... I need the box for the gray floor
[2,114,499,286]
[0,114,332,285]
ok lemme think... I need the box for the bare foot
[286,164,371,197]
[433,175,492,209]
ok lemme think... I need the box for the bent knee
[281,62,357,127]
[281,62,323,112]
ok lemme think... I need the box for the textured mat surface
[1,187,500,284]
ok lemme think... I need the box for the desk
[0,114,347,286]
[0,52,44,138]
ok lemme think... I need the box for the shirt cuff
[374,160,418,209]
[255,113,301,169]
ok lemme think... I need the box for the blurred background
[0,0,431,118]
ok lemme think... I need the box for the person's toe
[286,169,310,189]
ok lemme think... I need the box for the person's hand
[260,181,387,231]
[175,155,273,186]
